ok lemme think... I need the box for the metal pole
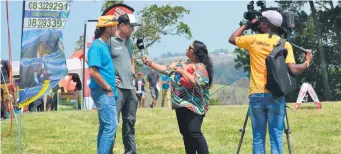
[18,0,26,152]
[236,108,249,154]
[284,107,292,154]
[18,110,22,154]
[82,21,87,111]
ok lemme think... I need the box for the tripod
[236,106,292,154]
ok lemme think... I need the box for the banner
[83,20,97,109]
[85,21,97,62]
[19,0,71,108]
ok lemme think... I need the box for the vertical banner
[83,20,97,110]
[85,21,97,61]
[18,0,71,108]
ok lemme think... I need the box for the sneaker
[150,104,154,108]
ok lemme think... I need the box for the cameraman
[229,10,312,154]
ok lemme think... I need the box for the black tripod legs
[236,107,292,154]
[284,106,292,154]
[236,108,249,154]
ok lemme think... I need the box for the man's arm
[229,25,248,45]
[288,51,312,75]
[131,55,136,75]
[89,67,111,91]
[287,63,309,75]
[229,19,258,45]
[286,45,313,75]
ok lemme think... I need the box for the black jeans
[116,88,139,154]
[175,107,209,154]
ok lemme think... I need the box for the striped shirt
[167,58,210,115]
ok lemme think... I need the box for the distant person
[71,74,82,110]
[88,15,119,154]
[161,74,171,109]
[142,40,213,154]
[51,84,60,111]
[147,69,160,108]
[135,72,146,108]
[1,59,10,119]
[228,10,312,154]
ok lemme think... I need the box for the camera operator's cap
[118,14,141,26]
[261,10,283,27]
[96,15,118,28]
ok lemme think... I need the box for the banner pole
[18,0,26,153]
[83,21,87,110]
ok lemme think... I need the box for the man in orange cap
[88,15,119,154]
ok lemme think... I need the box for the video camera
[242,0,295,37]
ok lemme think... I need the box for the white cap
[261,10,283,27]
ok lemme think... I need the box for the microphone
[136,38,145,63]
[136,38,144,50]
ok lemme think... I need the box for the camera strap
[268,31,273,38]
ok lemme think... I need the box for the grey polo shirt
[109,35,134,90]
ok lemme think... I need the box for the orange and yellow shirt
[235,34,296,95]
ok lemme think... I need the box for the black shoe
[150,104,154,108]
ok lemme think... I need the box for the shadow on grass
[297,106,319,110]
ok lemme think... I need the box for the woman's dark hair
[94,27,106,39]
[192,40,213,88]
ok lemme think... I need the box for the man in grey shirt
[109,13,141,154]
[147,69,160,108]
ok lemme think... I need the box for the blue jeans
[249,93,286,154]
[91,88,118,154]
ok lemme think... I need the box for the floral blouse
[166,58,210,115]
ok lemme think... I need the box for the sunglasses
[188,46,194,51]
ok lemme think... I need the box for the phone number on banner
[25,1,69,11]
[24,18,66,29]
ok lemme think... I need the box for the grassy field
[1,102,341,154]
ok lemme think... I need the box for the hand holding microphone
[142,57,152,66]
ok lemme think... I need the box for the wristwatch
[105,88,112,92]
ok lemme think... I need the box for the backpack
[265,38,297,97]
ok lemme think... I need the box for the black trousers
[175,107,209,154]
[116,88,139,154]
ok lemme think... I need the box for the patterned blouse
[166,58,210,115]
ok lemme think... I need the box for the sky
[1,0,284,61]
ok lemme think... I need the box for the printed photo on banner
[19,0,71,107]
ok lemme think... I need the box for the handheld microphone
[136,38,146,64]
[136,38,144,57]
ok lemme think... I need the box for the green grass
[1,102,341,154]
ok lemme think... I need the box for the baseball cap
[118,14,141,26]
[96,15,118,28]
[261,10,283,27]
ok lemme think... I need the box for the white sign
[85,21,98,60]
